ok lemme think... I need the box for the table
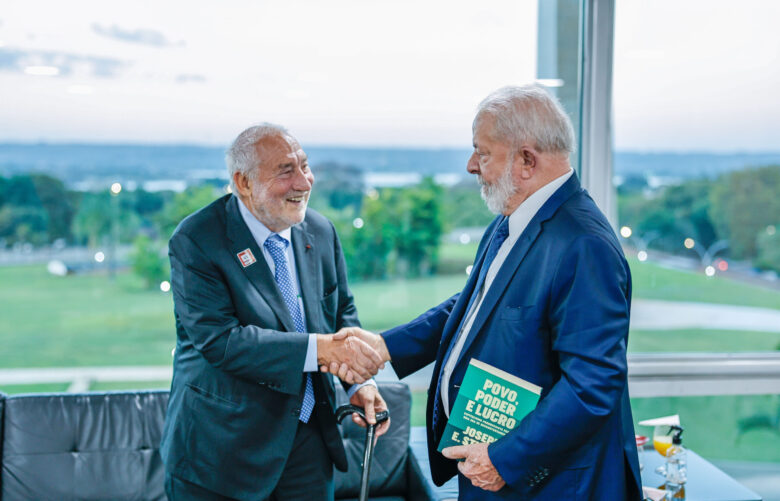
[640,446,761,501]
[409,427,762,500]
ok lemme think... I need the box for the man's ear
[233,171,250,198]
[516,146,537,179]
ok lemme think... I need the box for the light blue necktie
[264,234,315,423]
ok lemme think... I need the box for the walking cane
[336,404,390,501]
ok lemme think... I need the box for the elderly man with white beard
[326,85,643,500]
[160,123,389,501]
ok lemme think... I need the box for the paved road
[631,299,780,333]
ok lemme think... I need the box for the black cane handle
[335,404,390,425]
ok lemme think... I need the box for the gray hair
[473,85,575,155]
[225,123,290,191]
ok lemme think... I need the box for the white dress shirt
[441,169,574,416]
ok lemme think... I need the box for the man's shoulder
[301,207,336,236]
[172,194,231,240]
[547,191,622,252]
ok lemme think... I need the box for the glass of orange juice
[653,425,674,476]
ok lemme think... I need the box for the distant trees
[319,176,446,281]
[156,186,222,238]
[130,235,169,289]
[619,179,718,253]
[0,174,74,245]
[710,165,780,259]
[618,164,780,271]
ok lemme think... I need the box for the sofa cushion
[334,381,411,500]
[1,390,168,501]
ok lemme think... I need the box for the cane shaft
[359,425,377,501]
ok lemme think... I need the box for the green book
[437,358,542,451]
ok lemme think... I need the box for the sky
[0,0,778,151]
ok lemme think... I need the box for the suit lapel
[436,216,502,360]
[291,222,322,333]
[453,174,583,368]
[225,195,296,332]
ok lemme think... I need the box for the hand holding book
[437,359,541,451]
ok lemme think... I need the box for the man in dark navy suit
[327,86,642,500]
[160,124,389,500]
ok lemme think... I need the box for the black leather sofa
[0,381,433,501]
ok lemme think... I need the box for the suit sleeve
[488,235,631,492]
[381,293,459,379]
[170,231,308,395]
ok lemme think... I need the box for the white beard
[479,160,516,214]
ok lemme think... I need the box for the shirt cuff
[303,333,318,372]
[347,378,377,398]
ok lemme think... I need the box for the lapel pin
[237,248,256,268]
[305,244,312,250]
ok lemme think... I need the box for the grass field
[408,390,780,462]
[1,259,778,368]
[1,257,779,462]
[0,266,174,368]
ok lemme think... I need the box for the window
[612,0,780,469]
[0,2,578,394]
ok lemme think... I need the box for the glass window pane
[612,0,780,355]
[0,2,582,394]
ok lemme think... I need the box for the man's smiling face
[242,133,314,232]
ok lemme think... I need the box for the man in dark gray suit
[160,124,389,500]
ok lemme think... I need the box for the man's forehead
[256,135,305,159]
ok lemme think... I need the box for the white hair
[225,123,290,191]
[473,85,575,155]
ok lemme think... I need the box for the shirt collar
[236,195,292,246]
[506,169,573,241]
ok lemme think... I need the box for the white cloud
[1,0,777,150]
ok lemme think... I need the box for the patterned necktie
[264,233,315,423]
[433,217,510,431]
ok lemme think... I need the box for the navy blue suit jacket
[160,195,357,499]
[383,175,642,500]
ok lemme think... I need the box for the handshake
[316,328,391,384]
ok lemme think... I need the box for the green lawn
[408,391,780,462]
[1,258,778,368]
[628,256,780,309]
[0,265,174,368]
[631,394,780,462]
[0,383,70,394]
[89,380,171,391]
[439,241,480,261]
[353,275,467,331]
[2,257,780,462]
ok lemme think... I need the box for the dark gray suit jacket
[160,194,358,500]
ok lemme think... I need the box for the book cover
[437,358,542,451]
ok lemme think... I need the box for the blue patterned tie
[264,234,315,423]
[433,217,510,432]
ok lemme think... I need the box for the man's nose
[293,168,313,191]
[467,153,480,174]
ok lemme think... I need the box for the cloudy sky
[1,0,778,151]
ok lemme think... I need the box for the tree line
[0,165,494,287]
[618,164,779,271]
[2,162,776,288]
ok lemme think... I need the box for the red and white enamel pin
[237,248,256,268]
